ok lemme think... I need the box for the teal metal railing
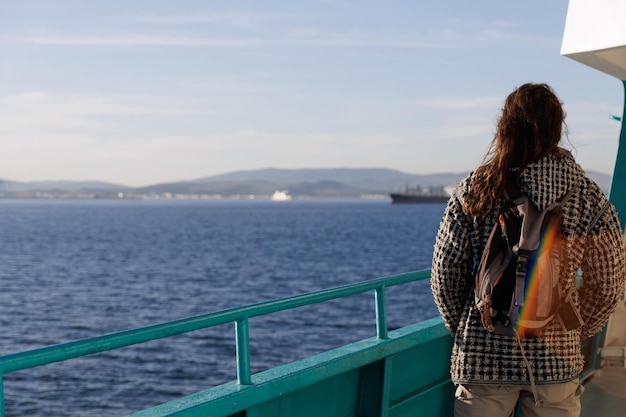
[590,79,626,376]
[608,80,626,229]
[0,269,432,416]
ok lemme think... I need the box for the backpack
[474,178,584,338]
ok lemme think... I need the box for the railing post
[1,373,5,417]
[375,286,388,339]
[235,317,253,385]
[607,80,626,229]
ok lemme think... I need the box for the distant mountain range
[131,168,469,197]
[0,168,612,199]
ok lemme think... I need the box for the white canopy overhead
[561,0,626,80]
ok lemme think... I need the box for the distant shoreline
[0,193,394,201]
[0,167,611,199]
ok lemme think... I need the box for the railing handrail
[0,269,431,379]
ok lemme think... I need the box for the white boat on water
[270,190,292,201]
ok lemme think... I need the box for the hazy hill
[173,168,469,197]
[188,168,469,196]
[134,180,280,196]
[195,168,467,191]
[586,171,612,192]
[1,180,129,193]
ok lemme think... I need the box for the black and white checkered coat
[431,151,626,384]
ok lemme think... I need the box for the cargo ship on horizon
[389,185,451,204]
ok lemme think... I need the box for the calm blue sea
[0,198,445,416]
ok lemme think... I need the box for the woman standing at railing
[431,83,626,417]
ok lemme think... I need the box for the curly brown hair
[463,83,567,217]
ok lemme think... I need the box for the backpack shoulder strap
[507,177,578,208]
[504,176,522,201]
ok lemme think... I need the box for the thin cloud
[0,91,227,136]
[18,26,555,50]
[410,96,503,110]
[439,125,494,139]
[21,35,263,47]
[19,34,447,48]
[1,91,212,116]
[114,11,299,28]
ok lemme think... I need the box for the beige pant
[454,380,584,417]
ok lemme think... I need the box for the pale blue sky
[0,0,622,186]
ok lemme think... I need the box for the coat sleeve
[431,185,475,335]
[579,199,626,340]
